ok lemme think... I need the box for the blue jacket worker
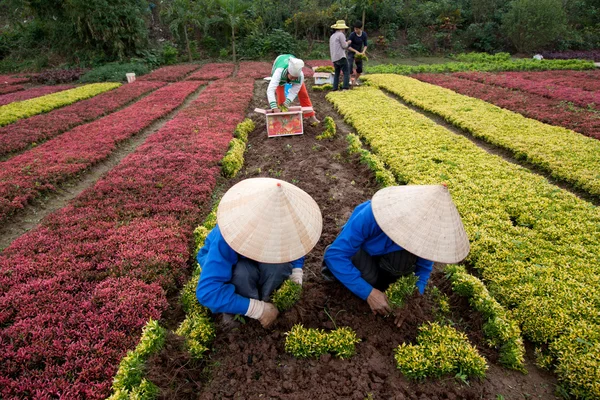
[196,178,322,328]
[323,185,470,325]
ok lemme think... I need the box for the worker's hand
[366,288,392,316]
[258,302,279,328]
[393,308,406,328]
[290,268,303,286]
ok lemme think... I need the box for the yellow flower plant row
[0,83,121,127]
[365,74,600,197]
[327,87,600,398]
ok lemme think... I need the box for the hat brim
[331,24,349,29]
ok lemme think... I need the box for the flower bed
[413,73,600,140]
[0,81,164,157]
[366,74,600,197]
[0,83,120,127]
[304,59,334,68]
[137,64,200,82]
[0,77,255,398]
[0,85,24,96]
[186,63,235,80]
[0,81,202,223]
[540,50,600,61]
[0,75,30,85]
[488,70,600,93]
[454,71,600,109]
[237,61,272,79]
[0,84,75,106]
[327,86,600,398]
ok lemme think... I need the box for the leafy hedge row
[327,86,600,398]
[186,63,234,80]
[0,83,120,127]
[345,133,395,187]
[316,116,336,140]
[366,74,600,197]
[0,84,23,95]
[285,324,360,359]
[221,118,255,178]
[0,85,74,106]
[137,64,200,82]
[0,81,164,157]
[237,61,272,79]
[365,58,595,75]
[0,81,202,224]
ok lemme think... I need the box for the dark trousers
[333,57,350,90]
[230,259,293,302]
[347,52,363,74]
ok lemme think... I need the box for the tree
[161,0,203,62]
[219,0,249,62]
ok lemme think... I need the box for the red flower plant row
[485,70,600,93]
[0,77,255,399]
[0,81,202,224]
[186,62,235,80]
[0,85,75,106]
[414,73,600,140]
[0,81,165,158]
[0,75,31,85]
[304,59,334,68]
[137,64,200,82]
[454,71,600,109]
[0,85,24,96]
[237,61,272,79]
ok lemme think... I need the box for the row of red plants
[0,77,255,399]
[0,81,203,224]
[0,81,165,158]
[138,64,200,82]
[0,75,30,85]
[237,61,272,79]
[0,84,74,106]
[0,85,24,96]
[186,62,234,80]
[414,73,600,140]
[494,70,600,93]
[454,71,600,109]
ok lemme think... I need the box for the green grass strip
[0,83,121,127]
[365,74,600,197]
[365,58,595,75]
[327,86,600,398]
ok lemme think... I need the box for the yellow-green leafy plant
[316,116,336,140]
[272,279,302,311]
[327,86,600,397]
[394,322,488,380]
[355,53,368,61]
[346,133,396,187]
[108,320,165,398]
[445,265,526,372]
[221,118,255,178]
[315,66,334,73]
[312,84,333,91]
[428,286,451,317]
[0,83,120,127]
[109,379,159,400]
[385,274,418,309]
[285,324,361,359]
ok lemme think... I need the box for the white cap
[288,57,304,77]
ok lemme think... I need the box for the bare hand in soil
[259,303,279,328]
[367,288,392,316]
[393,309,406,328]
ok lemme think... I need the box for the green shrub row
[366,74,600,197]
[450,52,512,63]
[394,322,488,380]
[79,63,150,83]
[365,58,595,75]
[327,86,600,398]
[316,116,336,140]
[445,265,526,372]
[221,118,255,178]
[0,82,120,127]
[345,133,396,187]
[285,324,361,359]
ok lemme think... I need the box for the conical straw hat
[217,178,323,263]
[371,185,470,264]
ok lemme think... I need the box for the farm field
[0,62,598,400]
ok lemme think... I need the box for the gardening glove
[366,288,392,316]
[290,268,303,286]
[246,299,279,328]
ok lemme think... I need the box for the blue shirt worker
[323,185,470,325]
[196,178,322,329]
[347,20,368,86]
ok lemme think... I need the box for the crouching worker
[196,178,322,329]
[323,185,470,326]
[267,54,320,124]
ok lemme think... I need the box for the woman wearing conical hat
[196,178,322,328]
[323,185,470,324]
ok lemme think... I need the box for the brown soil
[145,81,559,400]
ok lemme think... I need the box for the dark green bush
[79,62,149,83]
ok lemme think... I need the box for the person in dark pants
[329,20,352,91]
[196,178,322,329]
[347,20,368,86]
[323,185,470,326]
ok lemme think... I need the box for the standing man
[323,185,470,325]
[347,20,368,86]
[267,54,320,124]
[196,178,322,328]
[329,20,352,91]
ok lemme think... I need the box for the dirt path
[146,81,559,400]
[0,83,207,251]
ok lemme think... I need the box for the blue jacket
[196,225,304,315]
[323,200,433,300]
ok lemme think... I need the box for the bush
[316,116,336,140]
[79,62,149,83]
[385,274,418,309]
[239,29,300,59]
[162,44,179,65]
[285,324,361,359]
[32,68,88,84]
[272,280,302,311]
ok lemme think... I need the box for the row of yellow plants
[0,83,120,127]
[285,324,361,359]
[221,118,255,178]
[327,86,600,398]
[365,74,600,197]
